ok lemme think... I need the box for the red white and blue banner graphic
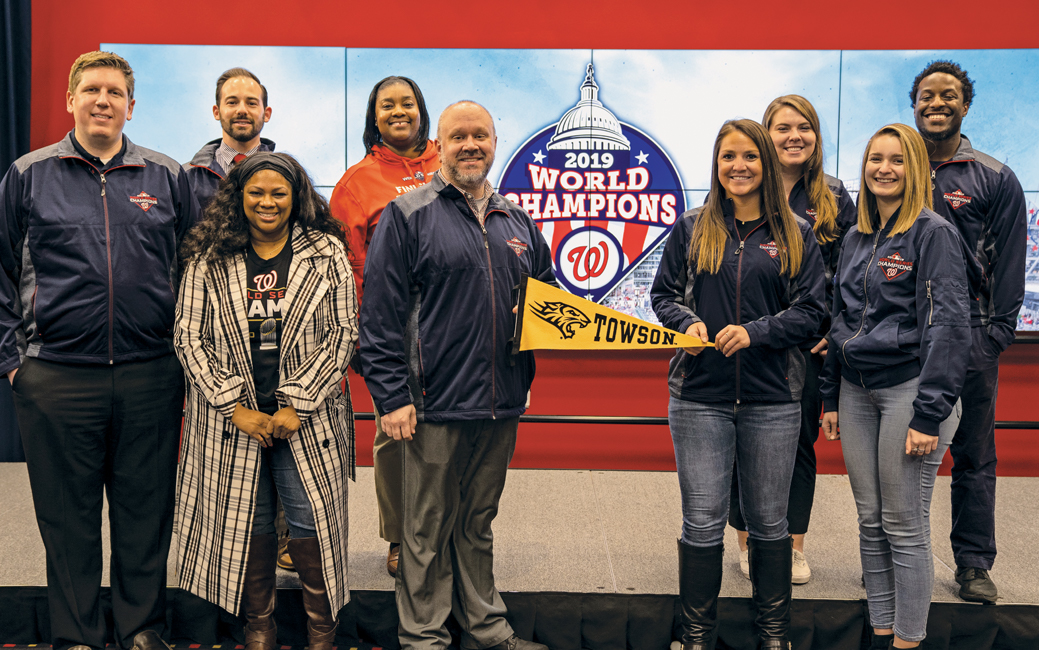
[499,64,685,303]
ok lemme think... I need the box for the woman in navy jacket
[652,119,825,650]
[820,124,971,650]
[728,95,858,584]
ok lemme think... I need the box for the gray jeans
[838,377,960,643]
[397,418,518,650]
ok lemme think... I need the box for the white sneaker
[792,548,811,584]
[739,548,750,579]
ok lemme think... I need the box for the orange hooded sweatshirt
[330,142,440,302]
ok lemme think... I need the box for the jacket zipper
[100,173,115,364]
[417,339,426,395]
[732,219,766,405]
[841,230,881,385]
[465,192,498,419]
[926,280,933,326]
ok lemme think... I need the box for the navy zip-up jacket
[928,135,1026,353]
[183,137,276,209]
[0,133,200,375]
[820,207,971,436]
[651,202,826,404]
[788,174,858,346]
[359,172,556,421]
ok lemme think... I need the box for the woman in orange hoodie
[330,76,439,577]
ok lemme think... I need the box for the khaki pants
[396,417,518,650]
[372,400,402,543]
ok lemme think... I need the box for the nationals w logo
[531,301,592,339]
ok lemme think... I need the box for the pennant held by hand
[513,276,714,351]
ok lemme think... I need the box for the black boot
[748,537,792,650]
[868,631,894,649]
[677,539,723,650]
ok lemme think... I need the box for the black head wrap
[234,152,301,191]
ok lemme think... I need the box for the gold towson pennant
[512,276,714,352]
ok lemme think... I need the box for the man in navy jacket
[360,101,555,650]
[0,52,199,650]
[184,67,275,209]
[911,60,1027,604]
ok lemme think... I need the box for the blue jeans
[838,377,959,643]
[669,398,800,547]
[252,438,317,538]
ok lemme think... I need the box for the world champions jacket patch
[498,63,685,303]
[878,251,913,280]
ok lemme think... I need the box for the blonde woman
[729,95,857,584]
[652,119,826,650]
[820,124,972,649]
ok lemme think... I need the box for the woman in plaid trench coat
[174,153,357,650]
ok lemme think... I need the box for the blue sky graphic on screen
[105,44,1039,330]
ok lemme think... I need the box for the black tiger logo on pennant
[532,301,591,339]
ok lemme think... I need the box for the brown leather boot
[288,537,337,650]
[242,534,278,650]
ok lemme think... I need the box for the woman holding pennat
[652,119,826,650]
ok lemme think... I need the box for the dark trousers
[397,418,518,650]
[950,326,1000,570]
[12,355,184,650]
[729,350,822,536]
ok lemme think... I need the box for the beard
[445,155,493,191]
[222,116,261,143]
[916,114,960,143]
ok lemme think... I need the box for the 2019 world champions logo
[498,64,685,303]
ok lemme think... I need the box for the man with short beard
[360,101,556,650]
[184,67,274,208]
[910,60,1027,605]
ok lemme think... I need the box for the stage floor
[1,464,1037,606]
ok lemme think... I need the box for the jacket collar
[188,137,277,175]
[58,131,147,167]
[948,134,977,163]
[431,170,512,217]
[288,225,338,260]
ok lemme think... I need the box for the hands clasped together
[231,403,302,447]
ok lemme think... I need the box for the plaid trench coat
[173,227,358,615]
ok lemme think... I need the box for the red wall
[30,0,1039,476]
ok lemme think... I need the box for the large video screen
[107,45,1039,331]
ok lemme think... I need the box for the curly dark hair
[180,152,347,267]
[910,60,975,108]
[362,76,430,156]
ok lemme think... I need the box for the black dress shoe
[131,630,172,650]
[956,567,998,604]
[485,634,549,650]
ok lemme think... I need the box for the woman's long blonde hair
[857,124,933,237]
[689,119,803,276]
[762,95,839,244]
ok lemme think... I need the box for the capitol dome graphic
[547,64,630,152]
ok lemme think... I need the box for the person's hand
[5,368,16,385]
[716,324,750,357]
[384,404,417,441]
[906,427,938,456]
[683,322,709,355]
[231,403,273,448]
[268,405,302,440]
[810,337,828,357]
[821,411,840,441]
